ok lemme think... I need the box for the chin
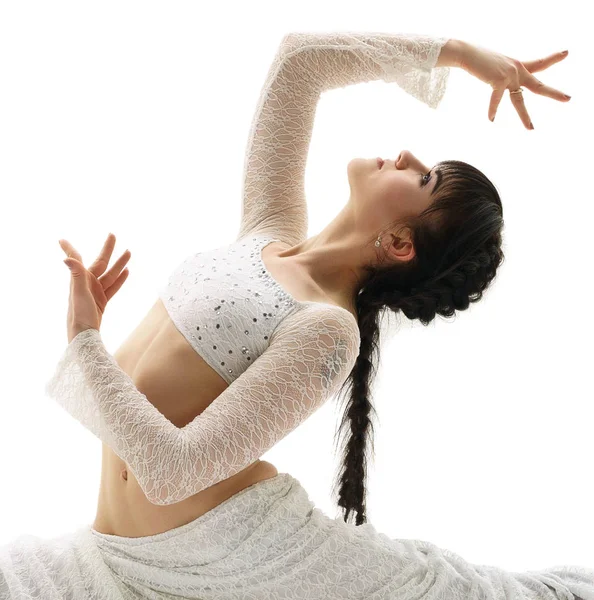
[347,157,377,177]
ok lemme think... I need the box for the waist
[92,297,279,537]
[93,443,279,537]
[90,472,302,574]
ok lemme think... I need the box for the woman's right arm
[436,38,467,68]
[237,32,454,247]
[437,38,571,126]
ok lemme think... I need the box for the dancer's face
[346,149,441,263]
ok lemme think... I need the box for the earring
[375,236,381,247]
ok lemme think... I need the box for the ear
[387,233,416,264]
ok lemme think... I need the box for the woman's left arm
[45,304,360,507]
[51,236,362,505]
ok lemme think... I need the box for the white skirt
[1,472,592,600]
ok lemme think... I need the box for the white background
[1,0,591,571]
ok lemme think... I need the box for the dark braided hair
[330,159,505,526]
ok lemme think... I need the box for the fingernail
[529,122,534,130]
[564,94,571,100]
[561,50,568,55]
[490,115,495,122]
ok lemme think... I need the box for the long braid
[330,159,505,526]
[332,291,380,526]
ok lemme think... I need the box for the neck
[275,204,367,309]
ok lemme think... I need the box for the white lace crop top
[45,31,451,505]
[157,233,359,385]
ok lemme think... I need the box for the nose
[396,150,427,173]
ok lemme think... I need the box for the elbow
[279,32,303,57]
[142,480,169,506]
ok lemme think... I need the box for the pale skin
[59,234,130,343]
[59,40,571,326]
[271,42,572,311]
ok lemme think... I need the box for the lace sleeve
[237,31,451,246]
[44,304,360,506]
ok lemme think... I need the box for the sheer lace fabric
[44,31,451,506]
[157,234,360,385]
[45,304,360,505]
[238,31,451,246]
[16,29,590,600]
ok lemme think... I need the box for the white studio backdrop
[0,0,591,570]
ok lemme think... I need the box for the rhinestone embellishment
[160,235,301,383]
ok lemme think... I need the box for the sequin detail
[41,30,461,508]
[158,235,298,384]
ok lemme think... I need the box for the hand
[457,42,571,129]
[59,233,131,343]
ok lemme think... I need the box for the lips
[377,158,385,169]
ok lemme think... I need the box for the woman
[2,31,590,600]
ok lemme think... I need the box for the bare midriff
[91,241,356,538]
[91,296,280,538]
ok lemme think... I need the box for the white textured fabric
[1,473,593,600]
[44,303,359,506]
[158,29,452,383]
[20,29,590,600]
[44,30,452,506]
[238,31,451,247]
[157,234,359,385]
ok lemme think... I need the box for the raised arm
[44,303,360,506]
[237,31,453,246]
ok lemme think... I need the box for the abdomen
[91,298,248,537]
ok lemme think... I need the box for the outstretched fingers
[488,88,506,122]
[522,71,571,102]
[59,239,83,264]
[88,233,117,278]
[508,90,533,130]
[103,267,130,302]
[522,50,568,74]
[489,87,533,130]
[99,249,131,291]
[487,50,570,127]
[520,50,571,101]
